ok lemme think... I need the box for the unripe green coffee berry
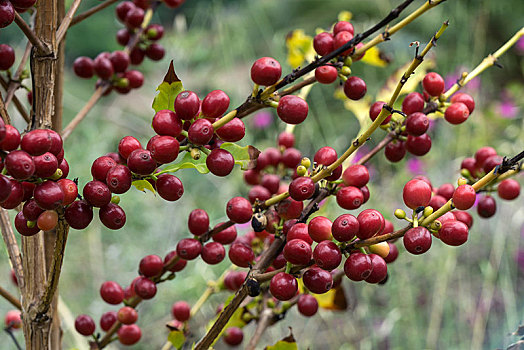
[340,66,352,76]
[344,56,353,67]
[460,168,471,178]
[394,209,406,219]
[457,177,467,186]
[111,196,121,205]
[27,221,36,228]
[296,165,307,177]
[423,207,433,217]
[301,157,311,168]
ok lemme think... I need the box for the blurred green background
[2,0,524,349]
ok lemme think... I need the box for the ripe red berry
[188,119,214,146]
[105,165,132,194]
[224,327,244,346]
[422,72,445,96]
[405,112,429,136]
[269,272,297,300]
[118,136,142,159]
[276,198,303,220]
[297,294,318,317]
[303,267,333,294]
[483,154,503,173]
[228,242,255,267]
[313,32,334,56]
[116,1,135,21]
[308,216,332,242]
[212,222,237,245]
[334,21,354,35]
[93,55,114,80]
[439,220,468,246]
[145,43,165,60]
[226,197,252,223]
[343,76,367,100]
[289,176,315,201]
[283,239,312,265]
[206,149,234,176]
[125,6,144,28]
[99,203,126,229]
[152,110,183,137]
[313,241,342,271]
[315,65,338,84]
[73,57,94,78]
[100,311,117,332]
[454,210,473,228]
[402,92,425,115]
[188,209,209,236]
[5,150,35,180]
[287,223,312,244]
[497,179,520,200]
[436,183,454,200]
[384,141,406,162]
[64,200,93,229]
[333,31,354,56]
[429,194,447,210]
[0,125,20,151]
[332,214,359,242]
[202,90,230,118]
[445,102,470,124]
[83,180,111,207]
[477,195,496,218]
[403,227,432,254]
[75,315,95,336]
[450,92,475,113]
[215,118,245,142]
[452,184,476,210]
[250,57,282,86]
[133,277,156,299]
[403,179,432,209]
[277,131,295,149]
[474,147,497,169]
[172,301,191,322]
[174,91,200,120]
[127,149,156,175]
[405,134,432,156]
[117,324,141,345]
[34,181,64,210]
[147,135,180,164]
[365,254,388,283]
[0,44,15,70]
[384,242,399,263]
[117,306,138,325]
[357,209,385,239]
[344,253,373,281]
[201,242,226,265]
[277,95,309,125]
[91,156,117,182]
[176,238,202,260]
[342,164,369,188]
[314,146,337,166]
[369,101,391,125]
[139,255,163,277]
[336,186,363,210]
[100,281,124,305]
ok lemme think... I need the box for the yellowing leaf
[314,285,348,311]
[361,46,389,67]
[152,61,184,113]
[286,30,314,68]
[168,331,186,349]
[338,11,353,22]
[132,180,156,194]
[265,329,297,350]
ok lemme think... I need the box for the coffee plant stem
[0,285,21,310]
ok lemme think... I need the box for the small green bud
[460,168,471,178]
[394,209,406,219]
[457,177,467,186]
[111,196,121,205]
[49,168,63,180]
[301,157,311,168]
[344,56,353,67]
[296,165,307,177]
[340,66,352,76]
[423,206,434,217]
[27,221,36,228]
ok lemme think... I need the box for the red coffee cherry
[344,252,373,281]
[33,180,63,210]
[212,222,237,245]
[133,276,157,299]
[176,238,202,260]
[37,210,58,231]
[147,135,180,164]
[365,254,388,284]
[152,110,183,137]
[342,164,369,188]
[454,210,473,228]
[452,184,476,210]
[336,186,363,210]
[270,272,298,300]
[215,118,245,142]
[224,327,244,346]
[73,57,95,78]
[23,199,44,221]
[117,306,138,325]
[201,242,226,265]
[277,95,309,125]
[206,149,234,176]
[33,152,58,178]
[248,185,270,203]
[332,214,359,242]
[287,223,312,245]
[308,216,333,242]
[250,57,282,86]
[429,194,447,210]
[118,136,142,160]
[405,112,429,136]
[188,209,209,236]
[357,209,385,239]
[174,91,200,120]
[334,21,354,35]
[282,148,302,169]
[109,51,130,73]
[403,179,432,209]
[5,150,35,180]
[436,183,455,200]
[422,72,445,96]
[145,43,165,61]
[228,242,255,267]
[343,76,367,100]
[276,198,303,220]
[93,54,114,80]
[83,180,111,207]
[333,31,354,56]
[125,6,144,28]
[445,102,470,124]
[0,44,15,70]
[497,179,520,200]
[315,65,338,84]
[91,156,117,182]
[439,220,469,246]
[314,146,337,165]
[172,301,191,322]
[405,134,432,156]
[313,32,334,56]
[474,147,497,168]
[450,92,475,113]
[403,227,432,254]
[0,125,20,151]
[100,281,124,305]
[278,131,295,148]
[483,154,503,173]
[313,241,342,271]
[139,255,163,277]
[226,197,252,224]
[100,311,117,332]
[369,101,391,125]
[289,176,315,201]
[303,267,333,294]
[384,141,406,162]
[75,315,95,336]
[202,90,230,118]
[99,203,126,230]
[105,165,132,194]
[477,195,496,218]
[188,118,214,146]
[65,200,93,230]
[283,239,312,265]
[297,294,318,317]
[117,324,141,345]
[127,149,156,175]
[402,92,425,115]
[116,1,135,22]
[1,180,23,209]
[14,211,40,236]
[156,174,184,201]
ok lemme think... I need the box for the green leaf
[220,142,260,170]
[132,180,156,194]
[167,330,186,349]
[159,152,209,174]
[265,329,297,350]
[152,61,184,113]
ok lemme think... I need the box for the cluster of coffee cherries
[459,146,521,218]
[0,0,37,28]
[381,72,476,162]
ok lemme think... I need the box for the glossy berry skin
[73,57,94,78]
[23,199,44,221]
[139,255,163,277]
[212,222,237,245]
[289,176,315,201]
[147,135,180,164]
[436,183,454,200]
[156,174,184,201]
[248,185,270,203]
[332,214,359,242]
[313,32,334,56]
[344,253,373,281]
[22,129,54,156]
[37,210,59,231]
[283,239,312,265]
[402,92,424,115]
[474,147,497,168]
[403,227,432,254]
[369,101,391,125]
[226,197,252,223]
[0,125,20,151]
[93,55,114,80]
[14,211,40,236]
[83,180,111,207]
[276,198,303,220]
[451,92,475,113]
[429,194,447,210]
[64,200,93,230]
[333,31,354,56]
[422,72,445,96]
[75,315,95,336]
[297,294,319,317]
[287,223,313,245]
[365,254,388,284]
[454,210,473,228]
[336,186,363,210]
[277,95,309,125]
[0,0,14,29]
[445,102,470,124]
[308,216,333,242]
[133,277,156,299]
[118,136,142,159]
[269,272,297,300]
[163,251,187,273]
[452,184,476,210]
[91,156,116,182]
[100,311,117,332]
[439,221,468,246]
[117,324,142,345]
[406,112,429,136]
[5,150,35,180]
[206,149,234,176]
[117,306,138,325]
[99,203,126,229]
[188,209,209,236]
[477,195,496,218]
[127,149,156,175]
[342,164,369,188]
[224,327,244,346]
[405,134,432,156]
[188,119,214,146]
[344,76,367,100]
[215,118,245,142]
[334,21,354,35]
[228,242,255,267]
[172,301,191,322]
[315,65,338,84]
[202,90,230,118]
[34,181,64,210]
[152,110,183,137]
[357,209,385,240]
[0,44,15,70]
[100,281,124,305]
[313,241,342,271]
[303,267,333,294]
[403,179,432,209]
[497,179,520,200]
[1,180,23,210]
[176,238,202,260]
[174,91,200,120]
[250,57,281,86]
[202,242,226,265]
[314,146,337,166]
[385,141,406,162]
[384,242,399,263]
[106,165,132,194]
[483,154,503,173]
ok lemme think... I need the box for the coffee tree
[0,0,523,348]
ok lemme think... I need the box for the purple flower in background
[252,111,273,129]
[516,249,524,272]
[352,145,370,164]
[406,158,425,175]
[496,100,519,119]
[517,36,524,55]
[444,67,481,92]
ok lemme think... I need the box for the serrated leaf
[168,331,185,349]
[132,180,156,194]
[152,61,184,113]
[158,152,209,174]
[220,143,260,170]
[265,328,297,350]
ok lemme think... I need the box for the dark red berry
[436,183,455,200]
[475,147,497,169]
[452,184,476,210]
[146,23,164,40]
[202,90,230,118]
[156,174,184,201]
[105,165,132,194]
[127,149,156,175]
[201,242,226,265]
[297,294,318,317]
[100,311,117,332]
[73,57,94,78]
[315,65,338,84]
[422,72,445,96]
[125,7,144,28]
[176,238,201,260]
[251,57,281,86]
[224,327,244,346]
[269,272,297,300]
[0,44,15,70]
[454,210,473,228]
[344,253,373,281]
[226,197,252,224]
[206,149,234,176]
[276,198,303,220]
[5,150,35,180]
[152,110,183,137]
[365,254,387,283]
[343,76,366,100]
[308,216,332,242]
[332,214,359,242]
[445,102,470,124]
[384,141,406,162]
[313,32,334,56]
[402,92,424,115]
[14,211,40,236]
[117,324,141,345]
[483,154,503,173]
[450,92,475,113]
[0,125,20,151]
[145,43,165,61]
[283,239,312,265]
[117,306,138,325]
[314,146,337,166]
[188,119,214,146]
[164,251,187,272]
[146,135,180,164]
[384,243,399,263]
[172,301,190,322]
[498,179,520,200]
[303,267,333,294]
[175,91,200,120]
[406,112,429,136]
[403,179,432,209]
[313,241,342,271]
[357,209,384,239]
[405,134,432,156]
[277,131,295,149]
[139,255,163,277]
[188,209,209,236]
[403,227,432,254]
[75,315,95,336]
[99,203,126,229]
[369,101,390,125]
[93,55,114,80]
[289,176,315,201]
[100,281,124,305]
[118,136,142,160]
[83,180,111,207]
[477,195,496,218]
[228,242,254,267]
[91,156,116,182]
[287,223,313,245]
[342,164,369,188]
[212,222,237,245]
[439,220,468,246]
[429,194,447,210]
[333,31,354,56]
[116,1,135,21]
[215,118,245,142]
[277,95,309,125]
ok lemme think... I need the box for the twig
[0,286,21,310]
[0,76,30,122]
[246,297,273,350]
[356,132,395,165]
[61,85,107,140]
[0,209,24,290]
[0,90,11,124]
[198,220,234,242]
[56,0,84,44]
[70,0,120,27]
[14,13,50,55]
[5,41,32,109]
[4,327,23,350]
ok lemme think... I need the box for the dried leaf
[152,61,184,113]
